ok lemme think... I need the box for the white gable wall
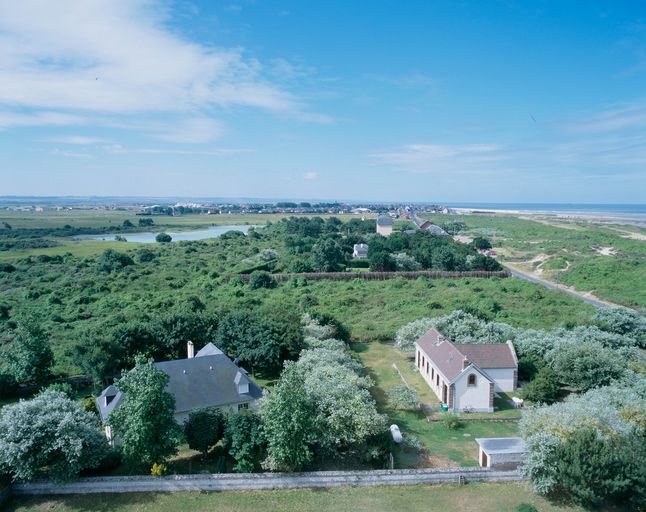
[482,368,516,392]
[452,368,493,413]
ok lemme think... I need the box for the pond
[74,224,260,243]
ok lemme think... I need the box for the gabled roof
[196,342,223,357]
[377,216,394,226]
[415,328,465,381]
[96,343,262,423]
[454,342,517,369]
[415,328,517,383]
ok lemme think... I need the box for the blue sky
[1,1,645,203]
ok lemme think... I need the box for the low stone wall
[13,467,524,496]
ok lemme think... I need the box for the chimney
[187,340,194,359]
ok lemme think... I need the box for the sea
[446,203,646,227]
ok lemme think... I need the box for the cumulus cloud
[0,1,325,142]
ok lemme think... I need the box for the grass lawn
[353,342,520,468]
[5,482,584,512]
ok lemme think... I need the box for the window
[426,361,429,374]
[238,403,249,411]
[436,375,439,386]
[467,374,477,387]
[431,368,434,379]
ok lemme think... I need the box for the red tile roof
[454,343,517,369]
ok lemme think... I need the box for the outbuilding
[475,437,526,469]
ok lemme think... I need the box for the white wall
[452,369,492,412]
[376,224,393,236]
[483,368,515,392]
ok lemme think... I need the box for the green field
[6,483,584,512]
[424,213,646,308]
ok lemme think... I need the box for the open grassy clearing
[423,213,646,308]
[5,482,584,512]
[353,342,519,468]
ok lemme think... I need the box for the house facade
[352,243,369,259]
[96,342,263,440]
[414,328,518,413]
[376,216,393,236]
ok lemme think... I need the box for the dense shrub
[521,368,560,404]
[248,270,275,289]
[442,413,463,429]
[387,384,421,410]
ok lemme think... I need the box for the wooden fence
[236,270,510,282]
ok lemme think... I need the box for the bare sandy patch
[596,246,617,256]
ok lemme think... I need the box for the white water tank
[390,424,403,443]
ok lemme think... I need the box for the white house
[352,243,369,259]
[414,328,518,413]
[376,216,393,236]
[96,342,263,441]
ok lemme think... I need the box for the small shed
[475,437,526,469]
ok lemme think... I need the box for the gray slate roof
[96,343,262,423]
[377,216,394,226]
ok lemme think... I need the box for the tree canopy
[108,358,183,467]
[0,390,107,482]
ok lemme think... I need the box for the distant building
[376,216,394,236]
[352,243,369,259]
[96,342,262,442]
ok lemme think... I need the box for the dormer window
[467,374,477,387]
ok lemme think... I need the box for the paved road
[504,264,611,309]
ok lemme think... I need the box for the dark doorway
[481,451,488,467]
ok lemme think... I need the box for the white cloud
[106,145,253,156]
[304,171,318,180]
[0,1,326,142]
[46,135,107,145]
[0,110,83,128]
[566,99,646,133]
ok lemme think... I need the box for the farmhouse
[96,341,262,440]
[415,328,518,412]
[376,215,394,236]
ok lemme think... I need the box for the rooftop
[476,437,527,454]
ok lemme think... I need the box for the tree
[98,249,134,272]
[0,390,107,482]
[155,232,172,243]
[184,408,225,458]
[223,411,266,472]
[394,318,435,353]
[521,368,560,404]
[472,237,492,250]
[369,250,396,271]
[555,428,646,508]
[311,237,344,272]
[122,219,134,228]
[109,358,183,467]
[2,316,53,384]
[520,386,645,496]
[262,362,315,471]
[431,246,455,270]
[547,341,626,392]
[138,217,154,226]
[215,305,303,375]
[248,270,275,289]
[393,252,422,271]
